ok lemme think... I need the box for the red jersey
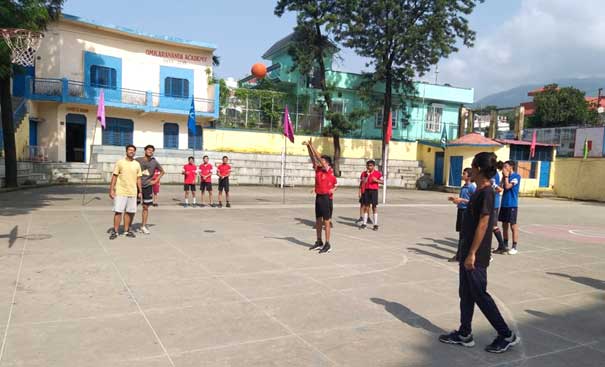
[217,163,231,178]
[183,163,197,184]
[199,163,213,183]
[315,167,337,195]
[361,170,382,190]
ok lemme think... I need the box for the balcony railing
[26,77,217,116]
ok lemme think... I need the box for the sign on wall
[574,127,605,157]
[145,49,208,64]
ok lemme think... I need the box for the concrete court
[0,185,603,367]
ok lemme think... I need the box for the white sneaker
[507,248,518,255]
[140,226,151,235]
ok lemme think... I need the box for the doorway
[434,152,444,185]
[66,114,86,162]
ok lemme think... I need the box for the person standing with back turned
[109,144,142,239]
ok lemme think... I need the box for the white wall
[574,127,604,157]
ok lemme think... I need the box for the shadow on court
[423,237,459,249]
[371,298,445,334]
[408,247,452,261]
[265,236,313,249]
[546,272,605,291]
[0,225,18,248]
[294,217,316,228]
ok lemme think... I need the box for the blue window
[163,123,179,149]
[102,117,133,146]
[90,65,117,89]
[510,145,553,161]
[188,125,202,150]
[165,77,189,98]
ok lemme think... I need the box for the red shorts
[152,182,160,194]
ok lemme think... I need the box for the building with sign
[237,33,474,143]
[11,14,219,163]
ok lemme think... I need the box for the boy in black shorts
[360,160,383,230]
[182,156,197,208]
[216,156,231,208]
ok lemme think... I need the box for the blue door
[449,156,463,187]
[13,66,34,97]
[29,119,38,146]
[434,152,444,185]
[539,161,551,187]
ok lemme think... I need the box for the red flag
[530,130,537,158]
[385,111,393,144]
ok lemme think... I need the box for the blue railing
[25,77,218,117]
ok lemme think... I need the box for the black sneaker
[373,225,379,231]
[485,333,520,353]
[226,202,231,208]
[218,202,223,208]
[125,231,136,238]
[309,240,323,251]
[439,331,475,347]
[153,203,158,207]
[360,224,367,229]
[109,229,118,240]
[355,217,363,224]
[493,247,509,254]
[319,242,331,253]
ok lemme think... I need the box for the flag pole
[282,135,286,204]
[82,118,98,206]
[382,143,388,204]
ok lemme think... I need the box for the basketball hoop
[1,28,44,67]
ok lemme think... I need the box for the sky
[63,0,603,100]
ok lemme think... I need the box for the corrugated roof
[262,33,295,59]
[448,133,502,147]
[495,139,558,147]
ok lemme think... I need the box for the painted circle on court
[520,224,605,244]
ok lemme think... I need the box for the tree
[529,84,598,128]
[334,0,481,168]
[275,0,357,176]
[0,0,63,187]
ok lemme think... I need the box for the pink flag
[97,89,106,129]
[530,130,537,158]
[283,105,295,143]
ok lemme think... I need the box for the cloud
[438,0,605,100]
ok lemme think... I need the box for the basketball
[251,63,267,79]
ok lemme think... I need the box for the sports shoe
[319,242,331,253]
[485,333,520,353]
[355,217,363,224]
[125,231,136,238]
[360,224,367,229]
[439,331,475,347]
[507,248,518,255]
[140,226,150,235]
[109,229,118,240]
[493,247,508,254]
[309,240,323,251]
[218,202,223,208]
[153,203,158,207]
[226,202,231,208]
[183,203,189,208]
[373,225,379,231]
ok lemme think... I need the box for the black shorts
[455,208,465,232]
[498,207,518,224]
[141,185,153,205]
[315,194,331,220]
[329,198,334,217]
[200,181,213,192]
[362,189,379,206]
[183,184,196,192]
[219,177,229,192]
[492,208,500,227]
[359,196,363,205]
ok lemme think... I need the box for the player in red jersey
[216,156,232,208]
[199,155,215,207]
[304,139,336,254]
[360,160,383,230]
[182,156,197,208]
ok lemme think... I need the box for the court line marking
[81,212,176,367]
[154,232,340,367]
[485,341,598,367]
[0,214,32,363]
[568,229,605,239]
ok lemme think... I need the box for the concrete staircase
[89,145,425,188]
[0,160,50,187]
[33,162,104,184]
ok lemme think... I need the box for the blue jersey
[491,173,502,209]
[501,172,521,208]
[458,182,476,209]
